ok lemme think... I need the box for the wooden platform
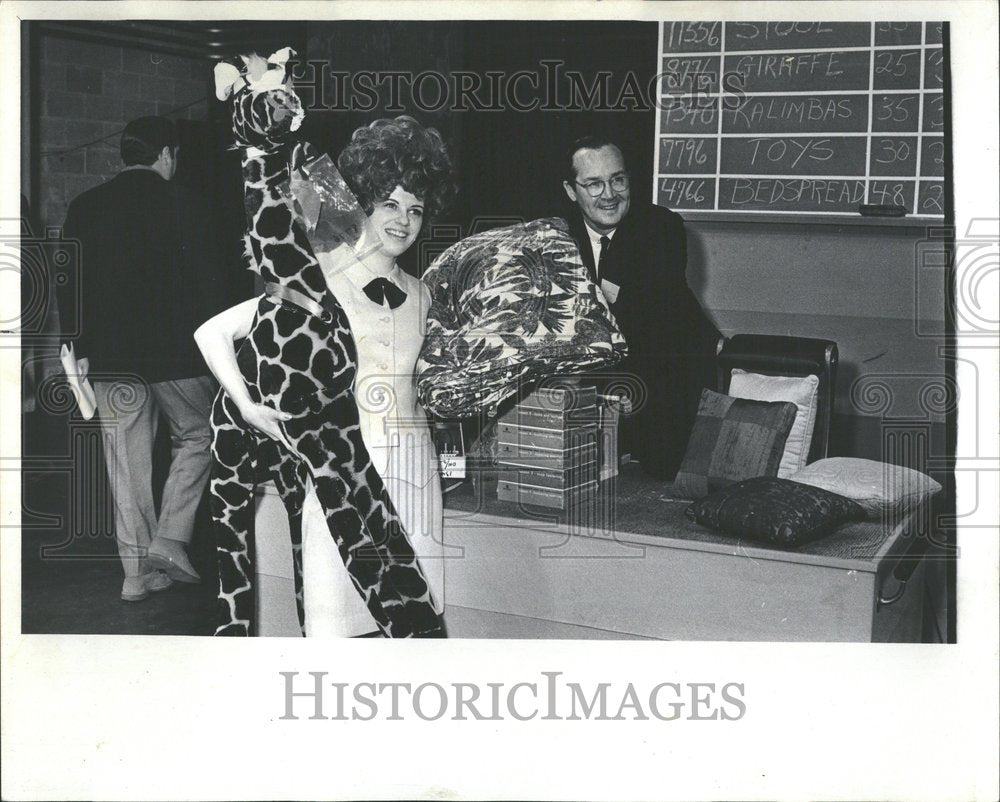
[442,465,926,642]
[252,465,927,640]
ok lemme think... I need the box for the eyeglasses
[574,174,629,197]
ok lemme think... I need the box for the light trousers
[93,376,215,577]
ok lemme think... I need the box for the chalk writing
[870,137,918,176]
[726,50,870,93]
[654,21,947,216]
[922,93,944,131]
[725,95,866,134]
[873,49,921,89]
[869,180,914,207]
[725,22,869,50]
[924,49,944,88]
[658,177,712,208]
[721,178,866,211]
[663,22,721,51]
[660,99,718,134]
[659,138,715,172]
[918,182,944,212]
[660,56,721,93]
[921,137,946,172]
[721,136,867,176]
[874,22,922,46]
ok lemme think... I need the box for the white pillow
[728,369,819,477]
[789,457,942,519]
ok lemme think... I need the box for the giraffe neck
[241,148,289,209]
[240,146,329,303]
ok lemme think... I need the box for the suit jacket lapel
[604,205,641,292]
[566,208,597,284]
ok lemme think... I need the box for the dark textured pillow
[673,389,798,499]
[685,477,866,547]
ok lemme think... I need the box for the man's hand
[77,357,90,379]
[238,402,294,450]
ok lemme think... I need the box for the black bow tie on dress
[362,277,407,309]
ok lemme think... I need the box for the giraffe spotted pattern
[209,53,445,638]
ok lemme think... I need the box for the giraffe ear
[214,61,244,101]
[268,46,298,95]
[267,46,296,69]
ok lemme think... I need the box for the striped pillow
[673,389,798,499]
[728,369,819,477]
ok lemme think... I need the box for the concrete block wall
[37,34,210,227]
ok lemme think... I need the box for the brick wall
[37,35,211,227]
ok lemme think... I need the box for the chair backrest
[716,334,838,464]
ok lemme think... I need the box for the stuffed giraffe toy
[209,48,445,637]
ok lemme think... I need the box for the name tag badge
[600,278,621,304]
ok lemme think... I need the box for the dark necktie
[598,235,611,280]
[363,277,407,310]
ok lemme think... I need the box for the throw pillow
[416,217,627,418]
[685,476,866,547]
[728,369,820,477]
[789,457,943,519]
[673,389,798,499]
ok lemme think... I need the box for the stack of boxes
[497,384,600,510]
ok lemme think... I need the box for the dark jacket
[567,201,719,479]
[60,169,223,383]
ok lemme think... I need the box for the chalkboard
[653,21,947,219]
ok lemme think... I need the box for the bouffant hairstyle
[338,116,457,222]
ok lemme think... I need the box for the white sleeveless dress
[301,257,445,636]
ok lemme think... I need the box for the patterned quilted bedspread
[416,217,628,418]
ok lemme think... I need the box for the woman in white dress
[195,116,456,636]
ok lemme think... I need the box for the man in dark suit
[562,135,718,479]
[61,116,217,601]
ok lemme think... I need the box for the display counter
[252,463,927,640]
[442,464,927,641]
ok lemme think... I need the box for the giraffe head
[214,47,305,152]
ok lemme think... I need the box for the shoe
[121,571,173,602]
[145,570,174,593]
[146,540,201,584]
[121,575,149,602]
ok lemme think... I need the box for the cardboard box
[502,404,599,430]
[498,460,598,490]
[497,440,597,470]
[498,421,599,450]
[497,477,599,510]
[519,384,597,411]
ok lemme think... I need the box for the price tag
[439,453,466,479]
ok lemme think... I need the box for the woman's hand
[238,402,294,450]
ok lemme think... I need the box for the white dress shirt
[584,221,616,278]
